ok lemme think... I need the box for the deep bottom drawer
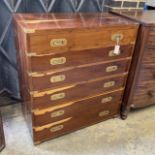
[32,89,123,126]
[33,101,120,143]
[133,81,155,108]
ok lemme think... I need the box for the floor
[0,104,155,155]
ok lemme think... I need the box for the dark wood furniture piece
[0,113,5,151]
[14,13,138,144]
[112,10,155,118]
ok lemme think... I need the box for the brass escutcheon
[50,125,64,132]
[50,39,67,47]
[51,110,65,118]
[50,57,66,65]
[111,34,124,42]
[101,96,113,104]
[50,75,66,83]
[103,81,115,88]
[106,65,118,72]
[109,50,120,57]
[99,110,110,117]
[51,93,65,101]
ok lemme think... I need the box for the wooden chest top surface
[14,13,138,33]
[112,10,155,26]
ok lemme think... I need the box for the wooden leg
[121,106,130,120]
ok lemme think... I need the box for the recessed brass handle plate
[101,97,113,104]
[103,81,115,88]
[99,110,110,117]
[106,65,118,72]
[50,39,67,47]
[51,93,65,101]
[50,75,66,83]
[111,34,124,42]
[109,50,120,57]
[50,125,64,132]
[50,57,66,65]
[51,110,65,118]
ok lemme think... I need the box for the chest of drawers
[14,13,138,144]
[0,113,5,151]
[112,10,155,118]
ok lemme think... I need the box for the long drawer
[133,81,155,108]
[28,28,137,54]
[28,59,130,91]
[27,45,133,72]
[33,100,120,143]
[31,74,127,109]
[32,89,123,126]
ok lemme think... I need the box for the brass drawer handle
[51,93,65,101]
[103,81,115,88]
[99,110,110,117]
[50,125,64,132]
[50,57,66,65]
[109,50,120,57]
[101,97,113,104]
[50,39,67,47]
[106,65,118,72]
[51,110,65,118]
[50,75,66,83]
[111,34,124,42]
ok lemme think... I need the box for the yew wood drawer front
[28,45,133,72]
[31,74,127,110]
[133,81,155,108]
[28,28,137,54]
[33,101,120,143]
[138,64,155,82]
[33,89,123,126]
[29,59,130,91]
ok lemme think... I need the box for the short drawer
[29,59,130,91]
[138,64,155,82]
[28,45,133,72]
[33,101,120,143]
[28,28,137,54]
[32,89,123,126]
[133,81,155,108]
[30,74,127,110]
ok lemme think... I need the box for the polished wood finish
[33,89,124,126]
[28,45,133,72]
[0,113,5,151]
[29,59,130,91]
[112,10,155,118]
[14,13,138,144]
[31,75,127,110]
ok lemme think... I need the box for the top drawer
[27,28,137,55]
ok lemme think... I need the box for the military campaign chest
[112,11,155,118]
[14,13,138,144]
[0,113,5,151]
